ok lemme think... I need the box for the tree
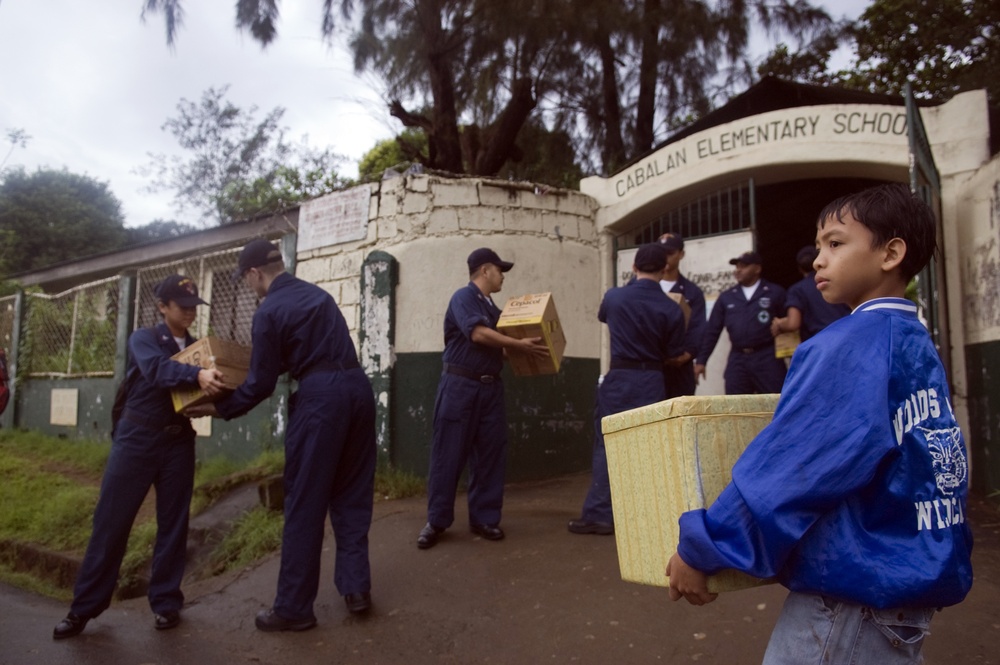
[143,0,836,178]
[125,219,199,245]
[0,168,126,276]
[845,0,999,103]
[137,86,347,226]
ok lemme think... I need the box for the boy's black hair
[817,183,937,281]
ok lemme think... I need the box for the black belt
[443,362,500,384]
[122,409,189,435]
[609,359,663,371]
[297,359,361,380]
[734,341,774,355]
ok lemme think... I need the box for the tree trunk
[633,0,660,154]
[473,78,536,176]
[416,0,464,173]
[597,27,626,174]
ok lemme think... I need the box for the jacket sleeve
[696,294,726,366]
[677,322,897,577]
[683,287,707,358]
[129,328,200,388]
[214,310,283,420]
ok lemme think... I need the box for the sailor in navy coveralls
[416,248,549,550]
[53,275,226,639]
[568,244,686,535]
[695,251,787,394]
[190,239,378,631]
[658,233,706,397]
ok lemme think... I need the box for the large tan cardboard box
[170,337,252,412]
[666,292,691,329]
[497,292,566,376]
[603,394,780,592]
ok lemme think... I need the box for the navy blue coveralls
[580,278,685,524]
[70,323,201,620]
[786,271,850,340]
[214,272,376,623]
[697,279,787,394]
[663,274,706,398]
[426,282,508,530]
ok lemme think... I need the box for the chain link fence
[14,246,259,379]
[22,277,121,377]
[135,247,257,346]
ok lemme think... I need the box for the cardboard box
[497,292,566,376]
[603,394,780,592]
[666,292,691,329]
[774,331,800,358]
[170,337,252,412]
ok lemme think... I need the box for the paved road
[2,473,998,665]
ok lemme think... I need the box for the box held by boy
[497,292,566,376]
[604,394,779,592]
[170,337,252,412]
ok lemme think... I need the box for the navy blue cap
[729,251,762,266]
[634,243,668,272]
[234,239,283,279]
[659,233,684,253]
[155,275,208,307]
[468,248,513,272]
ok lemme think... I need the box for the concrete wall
[295,175,602,481]
[955,153,1000,493]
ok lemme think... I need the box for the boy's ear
[881,238,906,273]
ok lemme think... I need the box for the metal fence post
[2,291,25,430]
[116,274,137,384]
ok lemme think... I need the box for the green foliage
[374,461,425,500]
[138,86,347,226]
[126,219,199,246]
[357,130,427,182]
[209,507,283,575]
[846,0,999,104]
[20,287,118,375]
[0,168,126,277]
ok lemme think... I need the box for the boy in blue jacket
[667,184,973,664]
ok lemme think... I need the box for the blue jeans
[762,591,935,665]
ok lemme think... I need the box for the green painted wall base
[391,354,598,482]
[966,341,1000,497]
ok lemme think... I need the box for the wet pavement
[2,473,998,665]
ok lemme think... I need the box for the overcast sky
[0,0,871,229]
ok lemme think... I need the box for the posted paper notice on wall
[297,185,372,252]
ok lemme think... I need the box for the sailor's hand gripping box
[497,292,566,376]
[170,337,252,412]
[603,394,779,592]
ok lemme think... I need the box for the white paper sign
[297,185,372,252]
[50,388,79,426]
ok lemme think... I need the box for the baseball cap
[155,275,208,307]
[659,233,684,253]
[796,245,818,265]
[634,243,668,272]
[729,251,762,266]
[234,239,283,279]
[467,248,514,272]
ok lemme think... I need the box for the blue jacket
[786,272,850,340]
[124,322,201,423]
[678,298,974,609]
[215,272,360,419]
[441,282,504,375]
[698,279,786,363]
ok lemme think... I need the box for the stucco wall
[294,175,602,480]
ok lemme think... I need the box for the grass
[0,428,426,597]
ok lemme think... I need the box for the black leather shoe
[417,523,444,549]
[154,610,180,630]
[567,519,614,535]
[53,613,88,640]
[344,592,372,615]
[254,608,317,632]
[470,523,505,541]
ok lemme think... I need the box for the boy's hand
[666,552,718,606]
